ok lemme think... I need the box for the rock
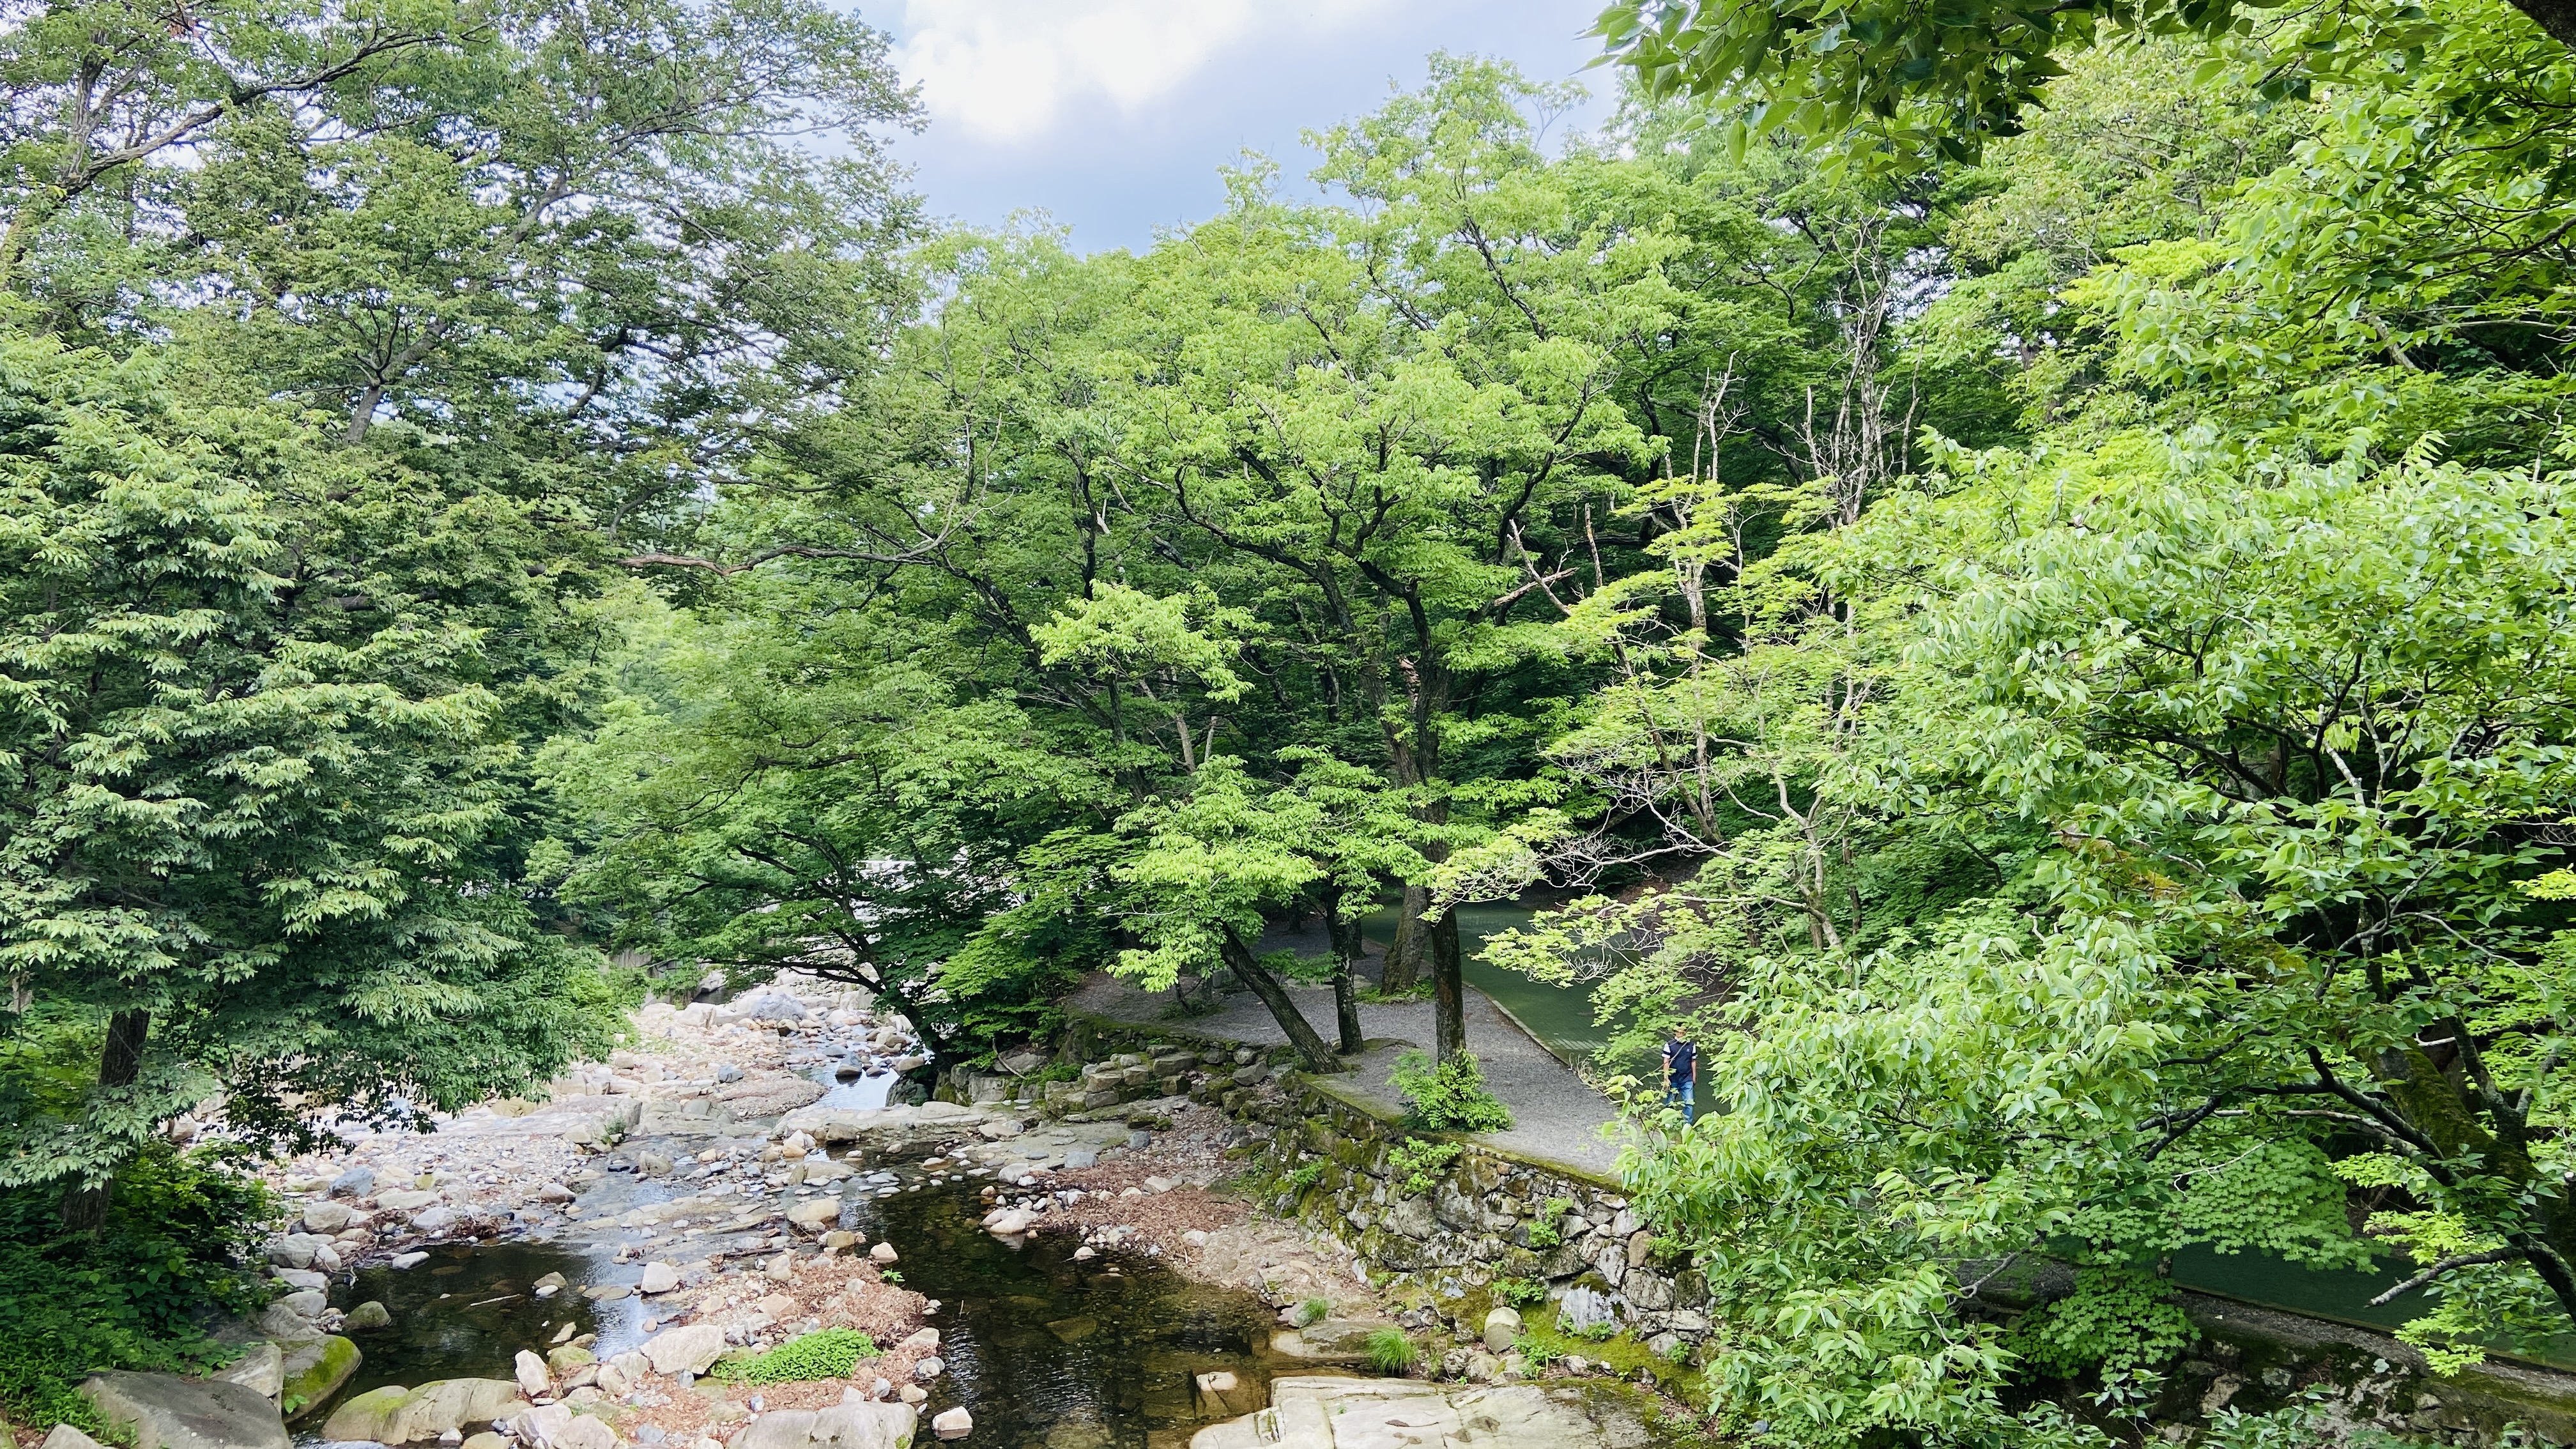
[643,1324,728,1377]
[910,1358,943,1382]
[279,1290,327,1319]
[746,993,809,1022]
[897,1386,926,1407]
[514,1351,551,1400]
[1062,1148,1099,1170]
[463,1435,507,1449]
[271,1268,328,1292]
[322,1379,523,1444]
[537,1183,576,1203]
[812,1404,917,1449]
[869,1242,898,1265]
[930,1407,972,1441]
[516,1406,617,1449]
[346,1301,394,1331]
[716,1064,744,1084]
[786,1199,841,1228]
[1482,1306,1522,1354]
[328,1167,376,1198]
[638,1262,680,1293]
[43,1426,107,1449]
[412,1205,461,1236]
[898,1328,940,1353]
[80,1371,290,1449]
[279,1336,361,1414]
[1188,1375,1649,1449]
[214,1343,284,1400]
[547,1346,595,1375]
[1556,1286,1618,1337]
[265,1234,325,1269]
[378,1189,442,1213]
[300,1202,353,1234]
[389,1251,431,1269]
[976,1119,1021,1140]
[983,1209,1034,1237]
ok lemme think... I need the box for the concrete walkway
[1064,928,1629,1174]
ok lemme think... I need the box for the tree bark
[1326,905,1367,1054]
[1219,927,1342,1073]
[1383,884,1430,992]
[1430,910,1466,1064]
[61,1009,150,1233]
[2509,0,2576,49]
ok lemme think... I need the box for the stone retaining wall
[985,1013,1721,1362]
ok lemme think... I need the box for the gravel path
[1065,927,1629,1174]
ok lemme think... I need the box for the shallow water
[805,1058,898,1112]
[321,1185,1289,1448]
[338,1241,636,1399]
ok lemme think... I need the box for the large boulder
[213,1343,283,1400]
[1189,1376,1654,1449]
[737,1404,917,1449]
[321,1379,525,1443]
[280,1336,360,1416]
[79,1371,289,1449]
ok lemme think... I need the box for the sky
[866,0,1617,254]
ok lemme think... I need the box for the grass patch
[1363,1328,1419,1376]
[712,1329,880,1384]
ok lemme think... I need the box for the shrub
[1285,1162,1324,1192]
[1363,1328,1418,1375]
[1385,1138,1462,1197]
[0,1144,273,1434]
[1388,1051,1513,1132]
[1524,1198,1572,1250]
[1297,1296,1331,1326]
[1515,1333,1565,1368]
[715,1329,880,1384]
[1492,1277,1548,1308]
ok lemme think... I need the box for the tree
[541,585,1110,1064]
[0,328,620,1220]
[1098,755,1440,1073]
[1594,0,2576,165]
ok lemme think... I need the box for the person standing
[1660,1027,1698,1126]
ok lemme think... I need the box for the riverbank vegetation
[3,0,2576,1439]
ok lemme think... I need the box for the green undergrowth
[712,1329,881,1384]
[0,1144,272,1436]
[1512,1302,1705,1400]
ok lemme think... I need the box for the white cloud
[889,0,1386,144]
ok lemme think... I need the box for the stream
[319,1181,1295,1448]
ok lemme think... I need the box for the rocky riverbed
[42,976,1692,1449]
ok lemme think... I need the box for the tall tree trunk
[1219,927,1342,1073]
[1383,884,1430,992]
[62,1009,150,1233]
[1430,910,1466,1064]
[1324,894,1367,1054]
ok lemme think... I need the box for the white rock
[515,1349,551,1399]
[870,1242,898,1265]
[643,1323,728,1377]
[638,1262,680,1294]
[389,1251,430,1269]
[930,1407,972,1441]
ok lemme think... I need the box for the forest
[3,0,2576,1443]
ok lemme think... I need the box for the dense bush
[1388,1052,1512,1133]
[0,1146,272,1433]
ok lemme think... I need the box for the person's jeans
[1664,1080,1694,1125]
